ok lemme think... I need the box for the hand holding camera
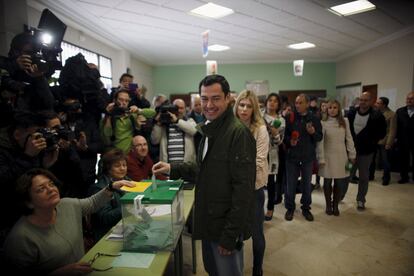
[168,111,178,124]
[25,132,47,157]
[16,54,32,71]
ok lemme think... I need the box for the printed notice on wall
[206,60,217,75]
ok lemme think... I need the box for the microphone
[291,130,300,146]
[272,119,282,128]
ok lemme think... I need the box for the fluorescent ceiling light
[208,44,230,51]
[189,2,234,19]
[328,0,376,16]
[288,42,315,50]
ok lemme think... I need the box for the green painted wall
[153,62,336,97]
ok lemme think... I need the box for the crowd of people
[1,35,413,275]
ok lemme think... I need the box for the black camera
[23,9,67,74]
[158,104,178,125]
[56,125,76,141]
[111,104,130,117]
[36,127,59,151]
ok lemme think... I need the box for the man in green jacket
[153,75,256,276]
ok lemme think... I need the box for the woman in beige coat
[235,90,269,276]
[318,100,356,216]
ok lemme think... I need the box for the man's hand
[24,133,47,157]
[25,64,44,78]
[129,105,139,113]
[168,111,178,124]
[290,138,298,147]
[218,245,233,256]
[58,139,71,150]
[74,132,88,151]
[105,102,115,114]
[16,55,32,71]
[306,122,315,135]
[152,161,171,176]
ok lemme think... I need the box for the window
[52,41,112,90]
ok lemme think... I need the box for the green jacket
[171,107,256,250]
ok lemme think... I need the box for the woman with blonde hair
[317,100,356,216]
[235,90,269,276]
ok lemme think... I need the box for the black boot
[333,183,341,216]
[323,181,333,215]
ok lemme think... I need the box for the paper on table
[112,252,155,268]
[106,222,123,240]
[121,181,151,192]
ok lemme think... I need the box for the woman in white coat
[318,100,356,216]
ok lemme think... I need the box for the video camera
[156,103,179,125]
[23,9,67,74]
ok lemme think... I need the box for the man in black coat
[347,92,386,210]
[395,91,414,183]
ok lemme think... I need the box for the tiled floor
[170,172,414,276]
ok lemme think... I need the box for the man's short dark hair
[114,89,130,101]
[119,73,133,83]
[198,75,230,96]
[8,32,32,58]
[379,97,389,107]
[12,111,44,130]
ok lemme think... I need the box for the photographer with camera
[40,111,84,198]
[110,73,150,109]
[101,89,146,153]
[151,98,197,164]
[0,32,55,115]
[0,111,58,246]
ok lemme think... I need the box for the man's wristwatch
[106,182,115,192]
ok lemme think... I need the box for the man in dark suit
[395,91,414,184]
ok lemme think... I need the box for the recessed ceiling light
[287,42,315,50]
[208,44,230,51]
[189,2,234,19]
[328,0,376,16]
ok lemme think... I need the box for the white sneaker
[357,201,365,211]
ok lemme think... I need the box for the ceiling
[30,0,414,66]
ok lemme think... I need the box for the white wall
[129,57,153,102]
[27,6,153,92]
[336,31,414,109]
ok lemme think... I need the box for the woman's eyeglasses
[88,252,121,271]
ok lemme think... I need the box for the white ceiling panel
[29,0,414,65]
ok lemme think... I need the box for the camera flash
[41,32,53,45]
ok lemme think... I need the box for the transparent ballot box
[120,180,184,252]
